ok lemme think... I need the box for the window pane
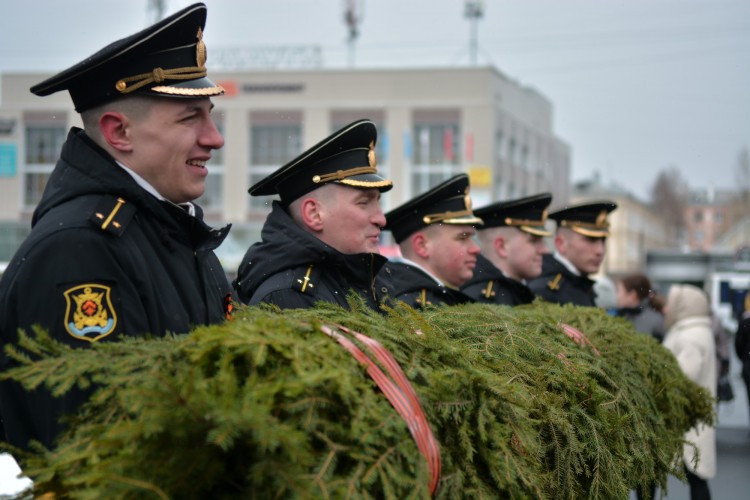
[23,121,65,208]
[25,126,65,164]
[195,170,222,211]
[410,110,461,198]
[249,123,302,211]
[413,123,460,166]
[250,124,302,165]
[24,172,50,207]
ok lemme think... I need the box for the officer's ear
[554,231,567,254]
[493,235,508,258]
[411,231,431,259]
[99,112,133,153]
[299,197,325,232]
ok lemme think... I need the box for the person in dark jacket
[380,174,482,308]
[233,119,393,311]
[461,193,552,305]
[528,201,617,306]
[735,294,750,431]
[0,3,231,455]
[615,273,666,342]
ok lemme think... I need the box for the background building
[683,187,737,252]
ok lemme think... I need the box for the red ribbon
[320,324,442,496]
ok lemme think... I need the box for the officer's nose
[372,206,386,228]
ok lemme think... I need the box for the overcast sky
[1,0,748,201]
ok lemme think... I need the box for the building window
[715,212,724,224]
[508,138,517,165]
[248,111,303,212]
[521,144,529,170]
[411,109,461,197]
[493,178,504,201]
[23,112,67,208]
[195,111,224,214]
[495,130,503,160]
[693,210,703,223]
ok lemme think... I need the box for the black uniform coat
[0,128,232,452]
[380,260,474,308]
[527,254,597,306]
[233,201,391,311]
[460,254,536,306]
[735,316,750,406]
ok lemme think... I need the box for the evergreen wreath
[1,299,713,499]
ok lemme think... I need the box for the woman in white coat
[663,284,716,500]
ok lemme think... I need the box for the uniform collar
[390,256,445,287]
[116,160,195,216]
[553,251,582,277]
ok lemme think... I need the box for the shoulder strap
[481,280,495,299]
[89,196,136,236]
[292,264,321,295]
[547,273,563,291]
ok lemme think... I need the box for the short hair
[477,225,516,249]
[80,95,157,139]
[287,183,338,227]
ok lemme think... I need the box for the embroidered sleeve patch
[63,284,118,342]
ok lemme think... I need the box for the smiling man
[527,201,617,306]
[234,119,394,311]
[0,3,232,455]
[380,174,483,308]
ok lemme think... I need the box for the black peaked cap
[549,201,617,238]
[474,193,553,236]
[385,173,484,243]
[249,119,393,204]
[31,3,224,112]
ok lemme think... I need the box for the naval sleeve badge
[63,284,118,342]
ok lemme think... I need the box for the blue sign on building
[0,143,17,177]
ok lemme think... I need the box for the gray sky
[1,0,748,201]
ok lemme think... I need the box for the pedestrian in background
[615,274,665,500]
[711,309,733,403]
[615,273,665,343]
[663,284,716,500]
